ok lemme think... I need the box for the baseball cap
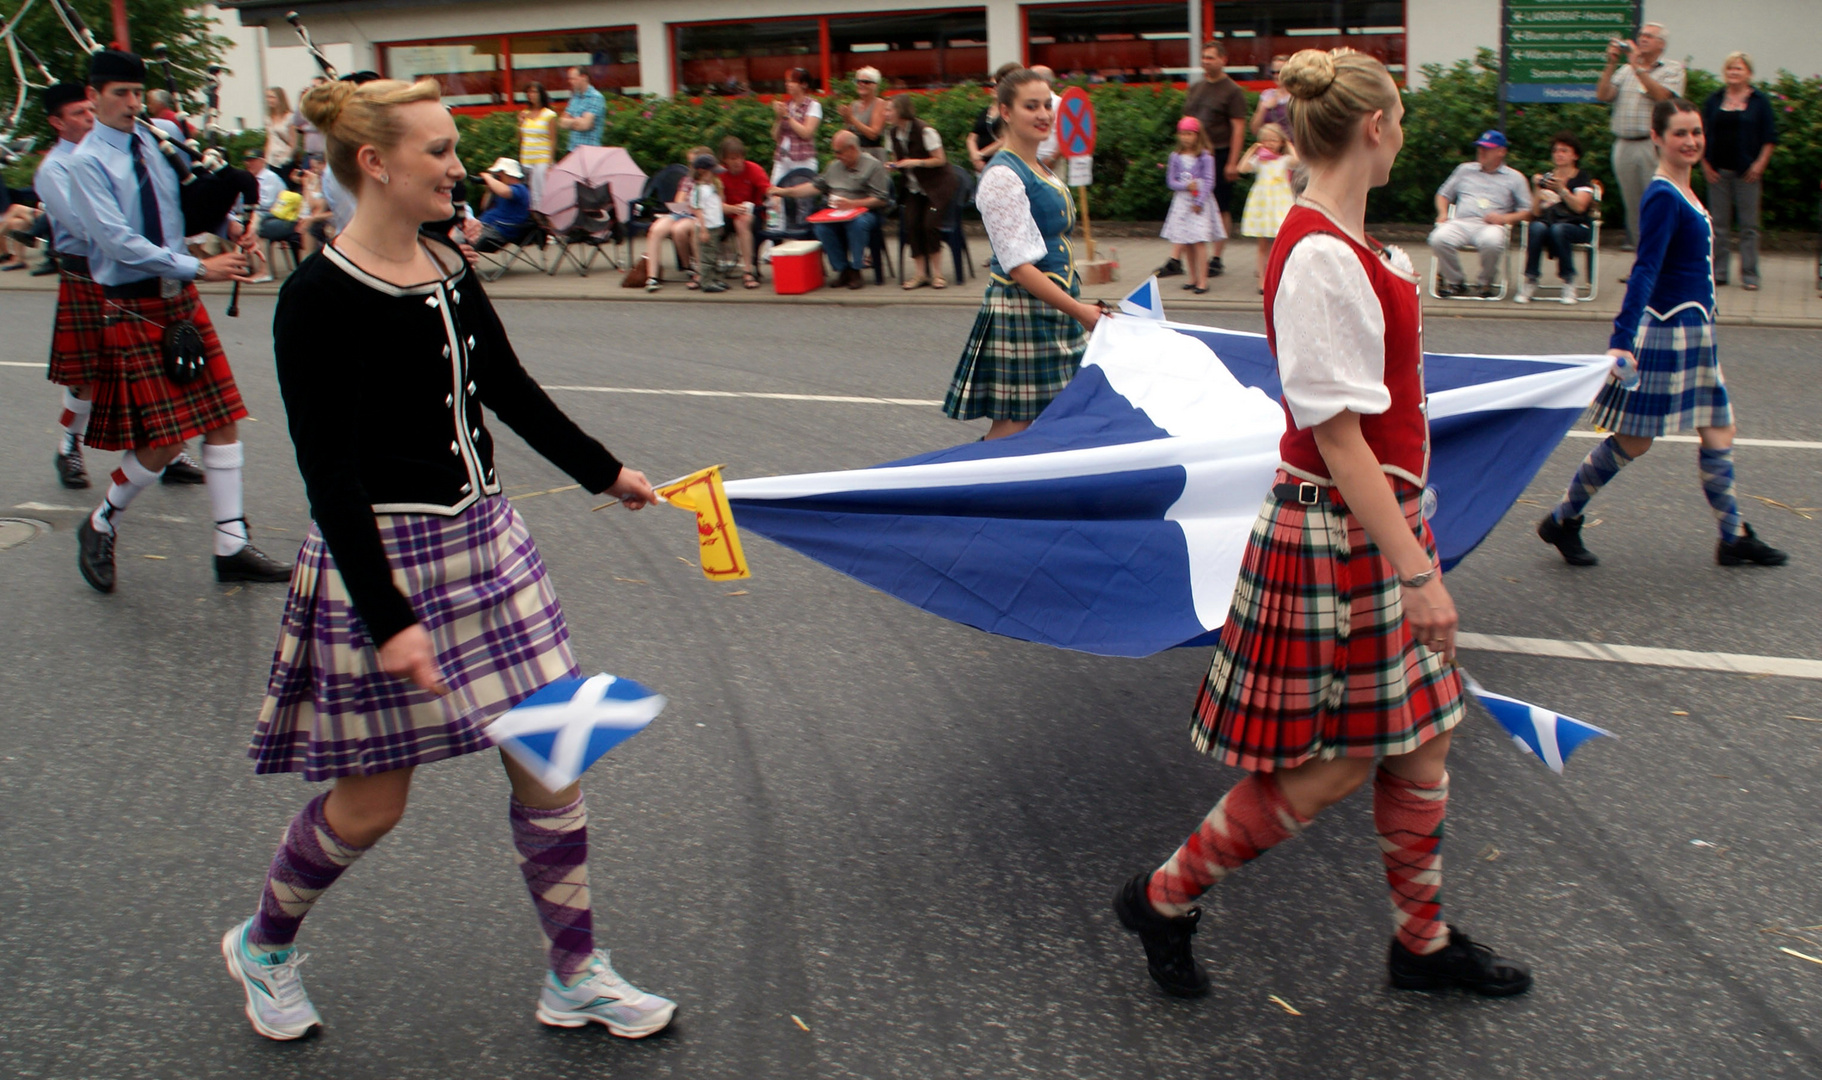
[1474,130,1508,149]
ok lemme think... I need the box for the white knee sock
[91,451,163,534]
[202,441,249,556]
[58,389,91,455]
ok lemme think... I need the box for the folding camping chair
[474,220,548,282]
[546,180,624,276]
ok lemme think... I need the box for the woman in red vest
[1111,48,1532,1001]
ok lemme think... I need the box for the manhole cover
[0,518,49,550]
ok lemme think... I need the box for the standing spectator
[839,67,888,162]
[884,95,957,290]
[1427,130,1530,298]
[147,89,191,140]
[264,88,296,168]
[1250,54,1292,137]
[1030,65,1063,168]
[1180,40,1248,278]
[559,67,607,153]
[687,154,729,294]
[771,68,823,182]
[295,77,328,165]
[1596,23,1684,251]
[769,130,892,290]
[1702,52,1776,291]
[969,63,1021,172]
[1160,117,1218,294]
[1517,131,1599,304]
[1238,122,1297,295]
[718,136,770,289]
[299,158,334,259]
[518,82,559,209]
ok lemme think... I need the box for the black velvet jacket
[272,234,622,645]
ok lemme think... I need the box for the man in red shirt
[718,136,771,288]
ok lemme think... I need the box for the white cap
[487,157,525,179]
[853,66,881,84]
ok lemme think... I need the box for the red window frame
[671,6,988,98]
[377,24,640,116]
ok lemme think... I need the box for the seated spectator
[298,158,335,258]
[768,129,892,290]
[0,185,41,272]
[718,136,769,289]
[244,149,288,281]
[1427,130,1531,297]
[475,157,532,250]
[638,145,710,293]
[1518,131,1600,304]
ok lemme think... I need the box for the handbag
[162,319,208,384]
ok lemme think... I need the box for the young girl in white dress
[1239,123,1299,293]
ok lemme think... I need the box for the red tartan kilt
[84,284,245,451]
[1190,470,1464,772]
[46,271,107,387]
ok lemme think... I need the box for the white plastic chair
[1427,203,1512,301]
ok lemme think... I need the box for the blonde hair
[300,77,443,191]
[1257,122,1289,149]
[1279,48,1398,166]
[1722,50,1754,74]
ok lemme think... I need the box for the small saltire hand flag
[1463,675,1615,774]
[657,465,751,581]
[487,674,665,793]
[1118,275,1166,319]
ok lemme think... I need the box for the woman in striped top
[518,82,559,209]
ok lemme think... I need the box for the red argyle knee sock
[90,451,163,535]
[1148,773,1310,917]
[248,792,371,953]
[1374,767,1449,956]
[510,794,595,983]
[58,388,91,454]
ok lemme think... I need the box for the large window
[676,20,821,96]
[1212,1,1406,81]
[378,26,641,111]
[829,10,988,90]
[1025,3,1191,84]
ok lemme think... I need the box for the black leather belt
[1271,481,1344,506]
[1615,135,1650,141]
[102,278,181,300]
[56,253,89,274]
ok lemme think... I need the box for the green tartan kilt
[943,281,1088,422]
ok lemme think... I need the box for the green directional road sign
[1502,0,1640,103]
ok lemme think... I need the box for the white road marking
[1,360,43,367]
[1564,430,1822,450]
[13,501,192,525]
[1458,631,1822,681]
[546,385,944,407]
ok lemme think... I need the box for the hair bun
[300,80,356,133]
[1280,49,1337,101]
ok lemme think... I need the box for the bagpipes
[286,10,341,80]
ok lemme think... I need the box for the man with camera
[1596,22,1685,251]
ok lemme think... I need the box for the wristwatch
[1399,568,1437,589]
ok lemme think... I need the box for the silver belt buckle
[160,277,181,299]
[1297,482,1320,505]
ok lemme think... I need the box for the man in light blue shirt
[63,49,289,594]
[1427,130,1532,297]
[560,66,607,152]
[36,81,103,489]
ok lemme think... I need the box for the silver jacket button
[471,427,481,439]
[467,381,476,394]
[442,345,451,358]
[445,394,454,407]
[449,441,460,454]
[467,335,476,349]
[460,482,472,493]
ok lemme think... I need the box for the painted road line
[13,501,192,525]
[1564,430,1822,450]
[1,360,43,367]
[546,385,944,407]
[1458,631,1822,681]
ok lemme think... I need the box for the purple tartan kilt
[249,496,580,781]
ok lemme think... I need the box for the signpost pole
[1497,0,1510,133]
[1078,187,1095,262]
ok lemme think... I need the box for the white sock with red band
[90,451,164,534]
[202,440,249,557]
[58,389,91,455]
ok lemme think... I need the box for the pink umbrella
[537,146,647,232]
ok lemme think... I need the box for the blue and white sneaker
[536,950,676,1037]
[220,919,322,1040]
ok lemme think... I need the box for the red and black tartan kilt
[1191,469,1464,773]
[84,283,246,451]
[46,269,107,387]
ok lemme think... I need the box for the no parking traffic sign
[1055,87,1095,157]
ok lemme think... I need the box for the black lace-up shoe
[56,446,89,488]
[1389,925,1533,997]
[1154,257,1184,278]
[1113,873,1210,998]
[162,452,206,485]
[215,543,293,583]
[77,516,116,593]
[1717,523,1789,567]
[1207,256,1224,278]
[1537,513,1598,566]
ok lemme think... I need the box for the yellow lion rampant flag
[656,465,751,581]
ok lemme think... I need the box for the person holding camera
[1595,23,1684,251]
[1517,131,1599,304]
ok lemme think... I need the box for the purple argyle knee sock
[247,792,370,953]
[510,794,595,982]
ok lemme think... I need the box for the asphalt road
[1,291,1819,1080]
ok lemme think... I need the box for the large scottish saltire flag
[722,316,1611,658]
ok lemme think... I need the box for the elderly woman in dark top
[1517,130,1600,304]
[1701,51,1776,290]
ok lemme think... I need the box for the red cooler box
[771,240,825,295]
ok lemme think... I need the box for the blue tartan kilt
[1588,309,1731,437]
[943,281,1088,422]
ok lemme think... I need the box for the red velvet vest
[1264,205,1430,486]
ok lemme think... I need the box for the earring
[379,172,390,184]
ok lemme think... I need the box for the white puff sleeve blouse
[1273,233,1392,428]
[974,162,1048,272]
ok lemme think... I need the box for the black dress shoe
[161,452,206,485]
[216,543,293,583]
[1537,513,1598,566]
[77,516,116,593]
[1389,925,1533,997]
[1112,873,1211,997]
[1207,256,1224,278]
[1717,522,1789,567]
[1154,257,1184,278]
[56,447,89,489]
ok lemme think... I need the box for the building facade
[213,0,1819,125]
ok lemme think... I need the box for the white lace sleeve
[975,164,1047,271]
[1273,234,1390,428]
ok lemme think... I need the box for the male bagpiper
[38,81,205,491]
[62,50,289,591]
